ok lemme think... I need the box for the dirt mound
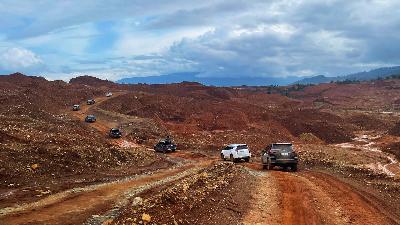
[69,75,115,87]
[347,114,387,131]
[299,133,324,144]
[274,109,354,143]
[112,162,253,225]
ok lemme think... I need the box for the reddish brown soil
[0,159,213,225]
[111,162,254,225]
[2,73,400,225]
[290,79,400,111]
[389,122,400,136]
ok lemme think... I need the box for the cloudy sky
[0,0,399,81]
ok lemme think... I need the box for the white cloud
[113,26,213,56]
[1,0,400,80]
[0,47,44,72]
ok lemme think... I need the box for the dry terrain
[0,73,400,225]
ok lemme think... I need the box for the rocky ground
[0,73,400,225]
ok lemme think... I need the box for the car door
[221,146,232,158]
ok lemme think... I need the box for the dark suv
[109,128,122,138]
[85,115,96,123]
[261,143,298,171]
[154,139,177,153]
[87,99,95,105]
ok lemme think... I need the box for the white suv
[221,144,251,162]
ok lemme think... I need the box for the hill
[295,66,400,84]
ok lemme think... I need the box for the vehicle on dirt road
[85,115,96,123]
[261,143,298,171]
[221,144,251,162]
[109,128,122,138]
[106,92,112,97]
[87,99,95,105]
[72,104,80,111]
[154,139,177,153]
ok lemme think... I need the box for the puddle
[336,133,398,177]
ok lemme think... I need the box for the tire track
[271,170,395,225]
[0,160,214,225]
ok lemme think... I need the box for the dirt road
[242,166,399,225]
[1,163,398,225]
[0,157,214,225]
[70,93,123,134]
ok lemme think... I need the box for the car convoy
[74,93,299,172]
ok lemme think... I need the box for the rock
[31,163,39,170]
[394,173,400,181]
[132,197,143,206]
[142,213,151,222]
[102,219,113,225]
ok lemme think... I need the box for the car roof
[272,143,292,145]
[87,115,95,117]
[227,144,247,147]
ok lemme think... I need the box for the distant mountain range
[294,66,400,85]
[118,72,300,86]
[116,66,400,86]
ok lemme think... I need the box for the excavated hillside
[98,83,356,154]
[1,74,400,225]
[0,74,171,207]
[289,79,400,111]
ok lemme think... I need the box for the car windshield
[271,144,293,152]
[224,146,234,150]
[111,129,119,132]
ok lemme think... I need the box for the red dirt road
[0,159,213,225]
[274,171,397,225]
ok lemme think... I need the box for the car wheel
[262,164,267,169]
[221,153,226,161]
[230,154,235,163]
[291,164,298,172]
[244,157,250,162]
